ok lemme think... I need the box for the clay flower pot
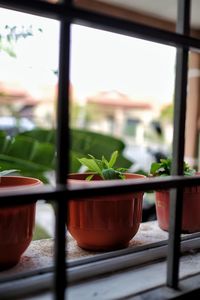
[0,176,42,270]
[155,185,200,233]
[67,173,145,251]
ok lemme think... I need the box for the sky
[71,25,176,105]
[0,7,176,106]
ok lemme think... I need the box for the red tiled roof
[87,90,152,110]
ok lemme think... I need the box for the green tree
[0,25,42,57]
[160,103,174,124]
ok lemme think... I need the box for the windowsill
[1,221,200,299]
[0,221,168,279]
[2,220,200,278]
[67,220,170,260]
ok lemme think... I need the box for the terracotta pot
[67,173,145,251]
[0,176,42,270]
[155,185,200,233]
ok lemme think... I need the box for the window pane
[0,4,58,274]
[0,7,59,184]
[70,24,175,163]
[70,24,175,225]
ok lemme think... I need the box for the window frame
[0,0,200,299]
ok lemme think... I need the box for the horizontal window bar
[0,0,61,19]
[0,1,200,51]
[72,7,200,51]
[1,175,200,207]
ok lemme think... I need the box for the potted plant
[67,151,146,251]
[0,168,42,270]
[150,158,200,233]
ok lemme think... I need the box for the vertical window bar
[55,1,71,298]
[167,0,191,288]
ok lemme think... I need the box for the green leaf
[78,158,102,174]
[0,169,19,176]
[20,128,133,170]
[0,134,56,183]
[87,154,95,160]
[116,167,127,173]
[77,150,126,180]
[102,156,109,168]
[108,150,118,168]
[85,174,94,181]
[150,162,161,175]
[87,154,103,170]
[15,128,132,176]
[102,168,124,180]
[150,157,196,177]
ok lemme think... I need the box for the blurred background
[0,6,177,239]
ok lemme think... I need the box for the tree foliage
[0,25,42,57]
[160,103,173,123]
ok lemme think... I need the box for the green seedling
[78,150,127,180]
[150,158,195,177]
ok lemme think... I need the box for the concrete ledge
[0,221,167,279]
[0,221,200,300]
[66,220,168,260]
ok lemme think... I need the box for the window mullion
[167,0,191,289]
[55,1,72,299]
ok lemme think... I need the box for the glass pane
[0,6,58,279]
[0,7,59,184]
[74,0,177,33]
[70,24,175,163]
[70,24,175,231]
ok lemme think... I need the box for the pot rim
[68,172,146,181]
[155,187,200,194]
[0,176,43,190]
